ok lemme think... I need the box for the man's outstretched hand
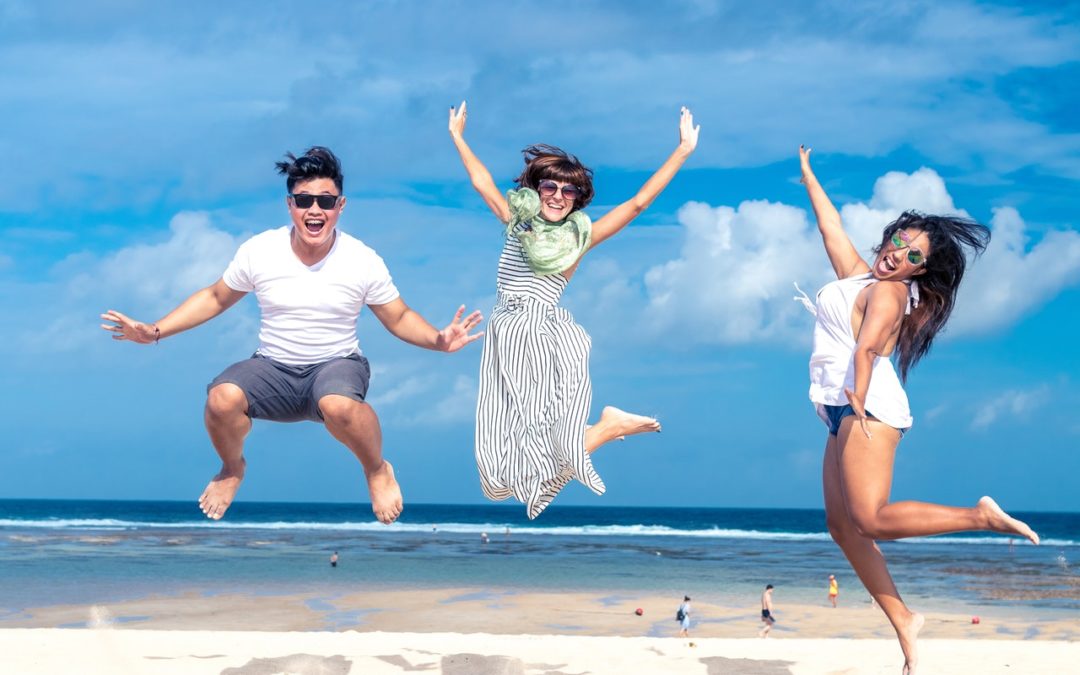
[101,310,159,344]
[434,305,484,352]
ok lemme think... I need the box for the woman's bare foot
[198,459,245,521]
[898,611,924,675]
[367,460,403,525]
[599,406,661,438]
[977,496,1039,545]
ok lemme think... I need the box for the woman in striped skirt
[448,102,699,518]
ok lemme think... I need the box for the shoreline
[5,587,1075,641]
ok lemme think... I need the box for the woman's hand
[677,106,700,154]
[448,100,467,139]
[434,305,485,353]
[844,387,873,440]
[101,310,158,344]
[799,145,814,184]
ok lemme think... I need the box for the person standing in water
[828,574,839,608]
[448,102,698,518]
[798,146,1039,675]
[677,595,692,638]
[102,147,483,525]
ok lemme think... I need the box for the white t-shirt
[222,227,399,366]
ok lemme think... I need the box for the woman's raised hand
[448,100,468,139]
[799,145,814,183]
[678,106,700,154]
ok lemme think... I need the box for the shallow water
[1,500,1075,616]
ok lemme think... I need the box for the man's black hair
[275,146,344,193]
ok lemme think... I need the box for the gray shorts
[208,352,371,423]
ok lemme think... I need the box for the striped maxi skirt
[474,292,606,519]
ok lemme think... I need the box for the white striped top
[495,228,567,304]
[474,235,604,519]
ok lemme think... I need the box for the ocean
[1,500,1076,620]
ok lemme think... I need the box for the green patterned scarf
[505,187,592,275]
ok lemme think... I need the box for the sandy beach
[2,588,1077,673]
[3,501,1075,673]
[3,629,1078,674]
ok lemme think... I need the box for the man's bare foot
[978,496,1039,545]
[367,460,403,525]
[198,460,245,521]
[599,406,661,439]
[898,611,924,675]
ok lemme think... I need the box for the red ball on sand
[635,608,644,616]
[972,616,981,624]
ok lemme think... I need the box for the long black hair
[875,211,991,381]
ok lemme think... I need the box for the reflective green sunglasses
[890,231,928,266]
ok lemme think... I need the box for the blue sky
[2,1,1078,512]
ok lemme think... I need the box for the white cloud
[367,376,433,408]
[2,1,1080,208]
[952,207,1080,334]
[14,211,248,354]
[970,385,1051,430]
[427,375,478,425]
[71,211,244,309]
[643,198,825,344]
[640,168,1080,345]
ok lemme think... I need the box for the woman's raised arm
[449,101,510,223]
[800,146,869,279]
[589,107,700,248]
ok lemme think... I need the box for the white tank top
[800,273,919,430]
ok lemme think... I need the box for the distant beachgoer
[828,574,838,608]
[330,551,338,568]
[449,102,698,518]
[480,532,489,544]
[759,585,776,638]
[677,596,692,637]
[101,147,483,525]
[798,146,1040,675]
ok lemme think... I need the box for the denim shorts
[822,404,907,438]
[208,352,371,423]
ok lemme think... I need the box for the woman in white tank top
[799,146,1039,675]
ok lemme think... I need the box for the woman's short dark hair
[275,146,344,193]
[873,211,991,381]
[514,144,595,211]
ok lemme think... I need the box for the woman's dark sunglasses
[290,193,341,209]
[537,180,582,201]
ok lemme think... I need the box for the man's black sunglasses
[290,193,341,209]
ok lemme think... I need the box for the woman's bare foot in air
[198,459,246,520]
[367,460,403,525]
[898,611,924,675]
[978,496,1039,544]
[599,406,661,438]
